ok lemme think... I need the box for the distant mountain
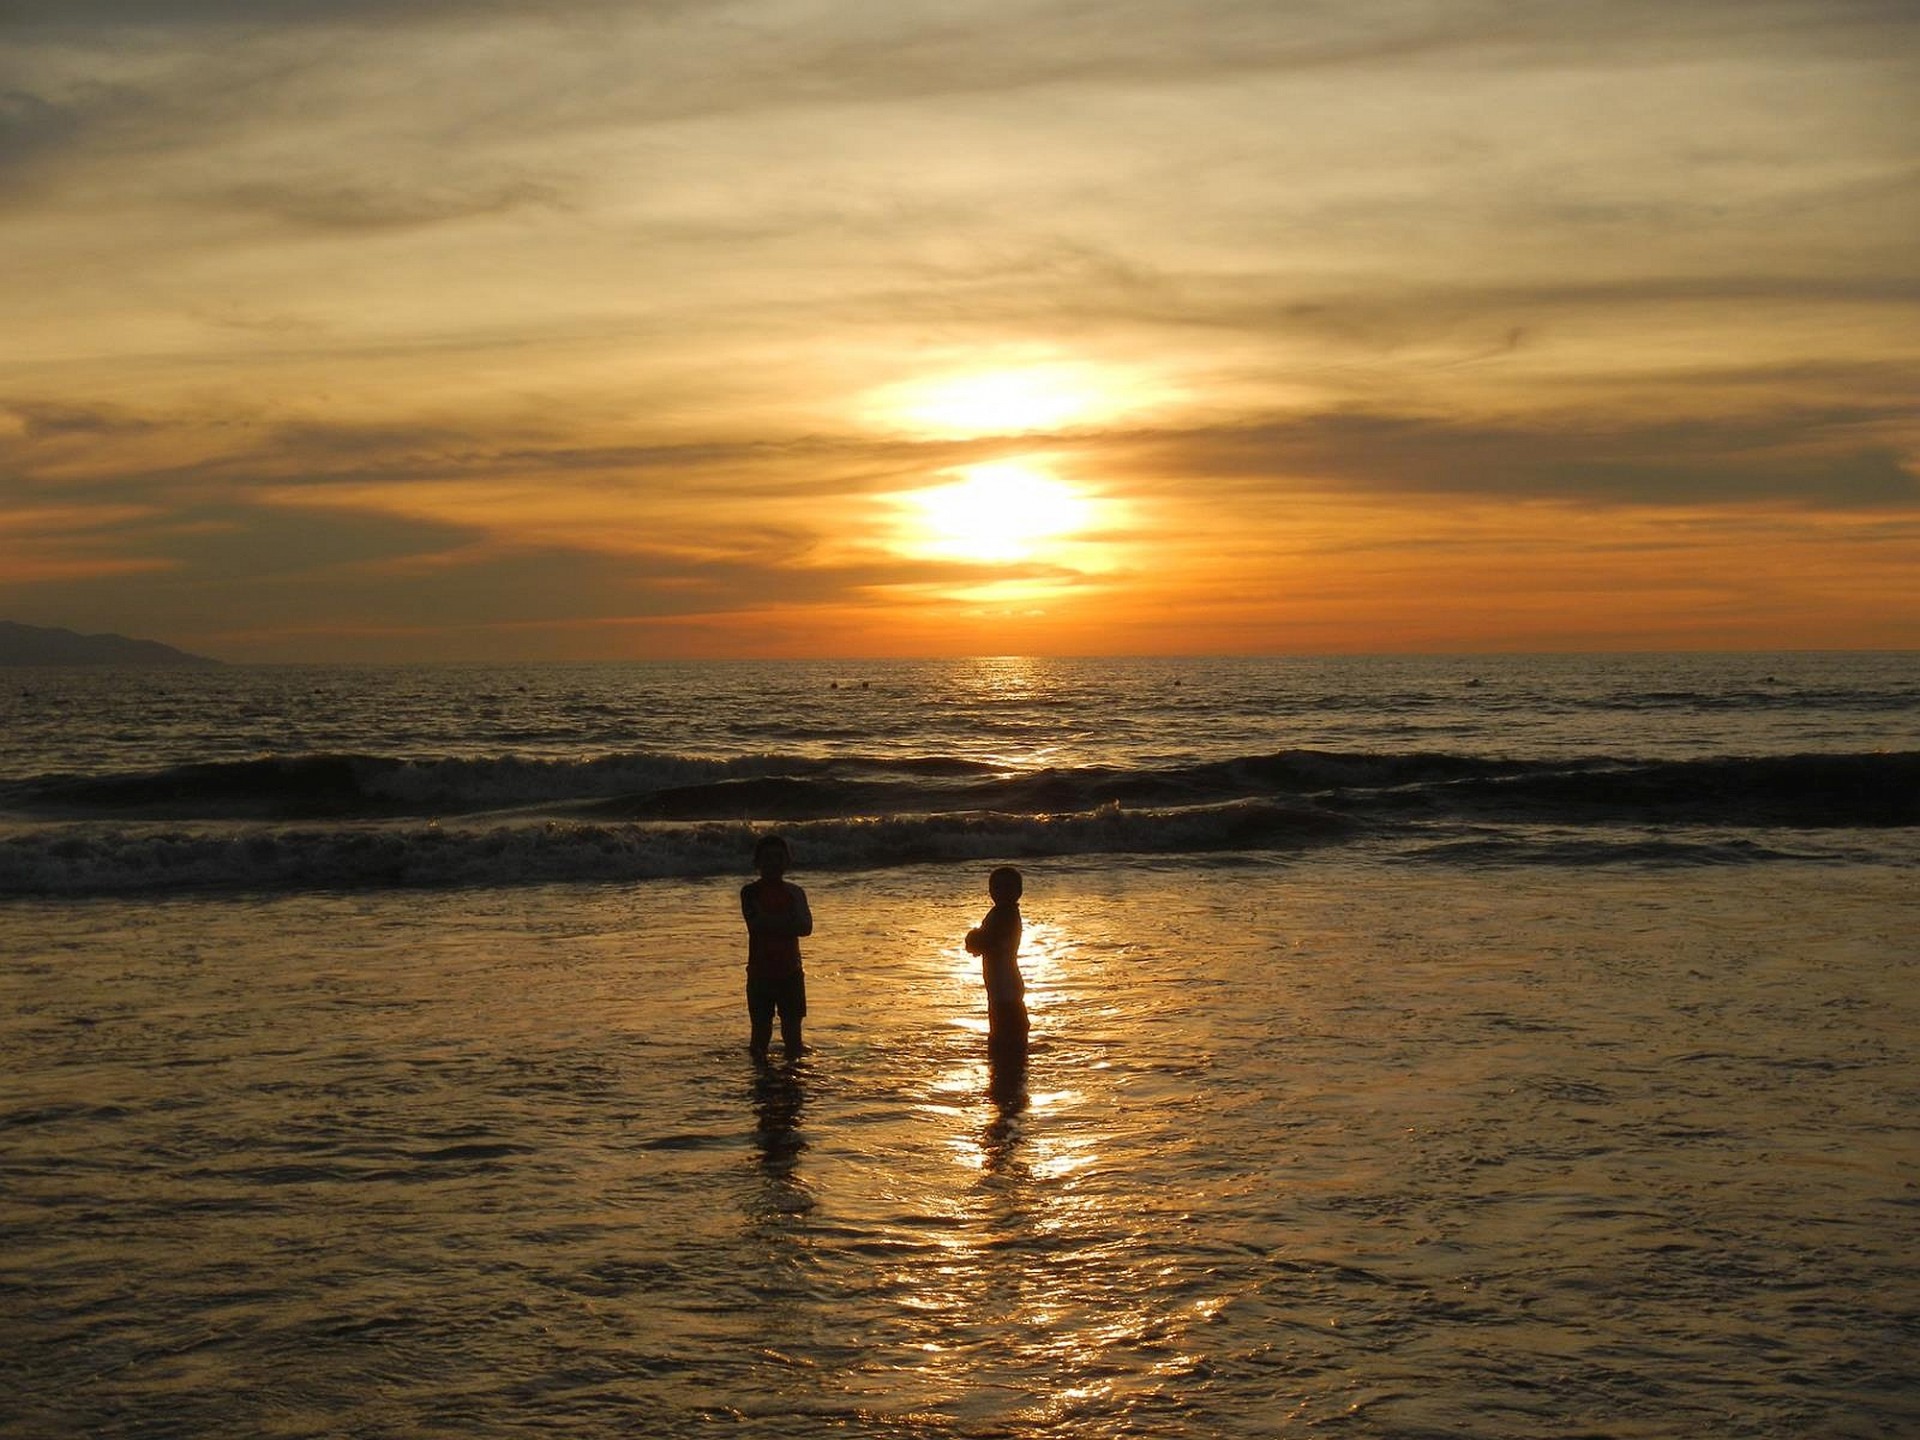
[0,621,222,667]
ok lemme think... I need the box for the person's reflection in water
[750,1065,811,1217]
[981,1045,1030,1177]
[738,1068,814,1362]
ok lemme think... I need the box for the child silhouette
[740,834,812,1065]
[964,865,1028,1053]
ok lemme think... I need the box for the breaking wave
[6,747,1914,826]
[1,747,1912,894]
[0,801,1353,896]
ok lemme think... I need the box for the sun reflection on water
[730,891,1228,1429]
[959,653,1049,694]
[945,916,1069,988]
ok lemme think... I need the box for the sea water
[2,654,1916,1437]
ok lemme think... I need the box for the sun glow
[897,463,1096,564]
[873,365,1107,438]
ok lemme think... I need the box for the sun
[898,462,1096,564]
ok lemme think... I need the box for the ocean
[3,653,1916,1437]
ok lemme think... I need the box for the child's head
[753,834,791,878]
[988,865,1023,905]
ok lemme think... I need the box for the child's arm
[964,903,998,955]
[741,884,781,934]
[742,882,812,937]
[966,907,1014,958]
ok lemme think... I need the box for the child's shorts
[747,971,807,1025]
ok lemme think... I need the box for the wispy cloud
[215,179,567,232]
[1095,406,1920,510]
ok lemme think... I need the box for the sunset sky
[3,0,1916,661]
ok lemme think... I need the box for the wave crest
[0,800,1352,895]
[4,747,1911,893]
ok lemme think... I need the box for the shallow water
[5,855,1915,1437]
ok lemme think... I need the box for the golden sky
[3,0,1916,660]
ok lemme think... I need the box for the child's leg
[988,997,1029,1050]
[748,978,774,1061]
[778,972,806,1061]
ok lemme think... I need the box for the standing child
[964,865,1029,1052]
[740,834,812,1065]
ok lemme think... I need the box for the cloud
[0,0,682,28]
[216,179,566,232]
[6,0,1910,313]
[0,79,161,200]
[45,498,481,579]
[0,485,1060,657]
[840,256,1920,366]
[8,400,159,440]
[0,398,1020,513]
[0,87,82,177]
[10,380,1915,523]
[1092,406,1920,510]
[1242,275,1920,337]
[15,2,1909,159]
